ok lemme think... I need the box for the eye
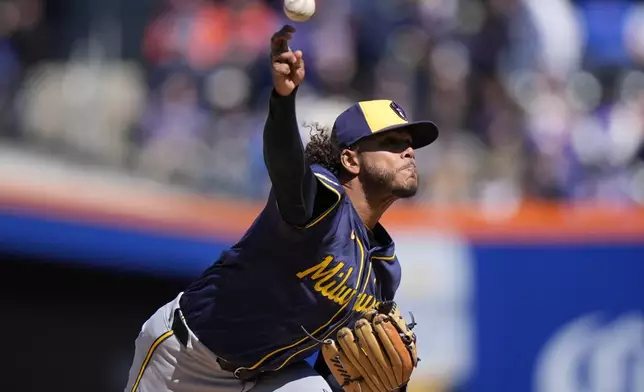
[383,137,411,149]
[383,137,396,145]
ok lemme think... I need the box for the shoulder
[287,164,345,230]
[310,164,344,197]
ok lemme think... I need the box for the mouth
[399,164,416,172]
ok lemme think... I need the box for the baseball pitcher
[124,25,439,392]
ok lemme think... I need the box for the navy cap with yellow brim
[332,99,439,149]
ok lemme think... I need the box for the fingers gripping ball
[321,302,419,392]
[284,0,315,22]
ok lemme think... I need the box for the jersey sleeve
[291,167,344,229]
[262,88,342,228]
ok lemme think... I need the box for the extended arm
[263,88,318,226]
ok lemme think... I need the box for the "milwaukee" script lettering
[296,256,377,312]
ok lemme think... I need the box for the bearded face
[354,130,418,199]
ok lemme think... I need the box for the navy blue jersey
[179,164,402,375]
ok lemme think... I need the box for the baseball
[284,0,315,22]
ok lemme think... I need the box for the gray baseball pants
[124,293,333,392]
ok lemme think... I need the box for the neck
[343,180,396,230]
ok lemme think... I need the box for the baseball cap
[332,100,439,149]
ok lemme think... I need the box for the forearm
[263,88,317,226]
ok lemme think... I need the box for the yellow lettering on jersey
[297,256,358,306]
[297,256,380,310]
[354,293,377,313]
[296,256,340,280]
[317,267,353,301]
[336,286,356,305]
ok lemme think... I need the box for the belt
[171,308,257,380]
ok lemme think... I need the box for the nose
[402,146,415,160]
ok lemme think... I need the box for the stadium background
[1,0,644,391]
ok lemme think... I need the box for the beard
[361,162,418,198]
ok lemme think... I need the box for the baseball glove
[320,301,418,392]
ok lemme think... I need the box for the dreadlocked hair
[303,123,343,177]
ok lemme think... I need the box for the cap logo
[390,102,408,121]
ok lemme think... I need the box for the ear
[340,148,360,176]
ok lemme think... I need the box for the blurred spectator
[142,0,229,74]
[135,71,212,186]
[0,0,46,139]
[0,19,20,138]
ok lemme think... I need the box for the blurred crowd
[1,0,644,205]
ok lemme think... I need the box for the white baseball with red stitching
[283,0,315,22]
